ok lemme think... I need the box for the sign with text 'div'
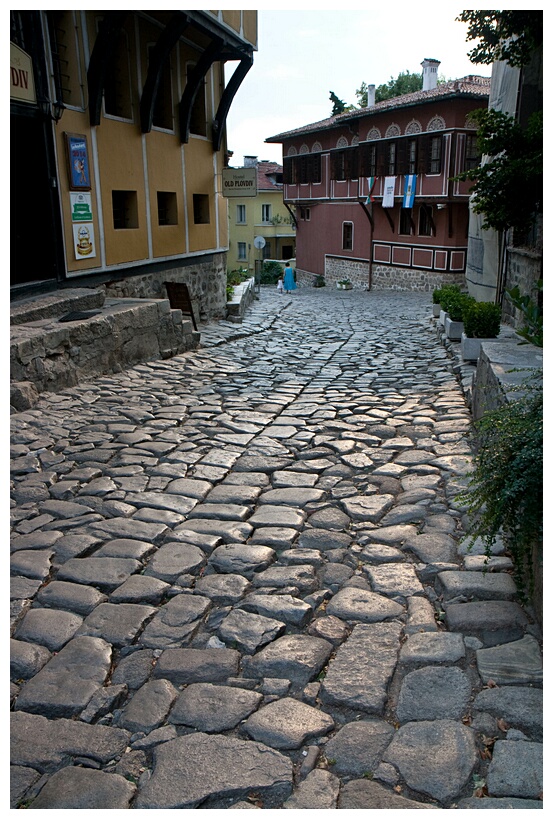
[222,167,257,197]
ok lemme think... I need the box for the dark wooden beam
[87,12,128,127]
[212,53,253,151]
[140,12,190,133]
[178,38,222,143]
[358,199,374,229]
[383,207,395,232]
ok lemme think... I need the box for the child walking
[277,276,284,294]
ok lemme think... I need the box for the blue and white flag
[403,174,417,208]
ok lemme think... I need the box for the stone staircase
[10,287,200,410]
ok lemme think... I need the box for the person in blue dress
[283,261,297,293]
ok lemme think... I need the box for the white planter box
[461,332,497,361]
[439,309,447,326]
[336,283,352,290]
[432,303,441,317]
[445,316,463,341]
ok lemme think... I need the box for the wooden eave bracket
[178,38,223,143]
[284,202,297,228]
[140,12,191,134]
[359,199,374,229]
[87,11,128,127]
[383,207,395,232]
[212,52,253,151]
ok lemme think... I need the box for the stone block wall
[324,256,370,289]
[103,252,227,322]
[371,264,465,292]
[502,245,542,327]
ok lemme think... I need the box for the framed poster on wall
[64,133,91,191]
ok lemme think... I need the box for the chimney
[243,156,258,167]
[421,58,440,91]
[367,84,375,107]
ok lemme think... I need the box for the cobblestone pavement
[10,287,543,809]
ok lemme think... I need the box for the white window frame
[261,203,272,224]
[236,204,246,224]
[237,241,247,260]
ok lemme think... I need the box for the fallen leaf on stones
[479,748,492,761]
[497,718,509,732]
[485,679,498,688]
[394,786,402,793]
[462,715,472,725]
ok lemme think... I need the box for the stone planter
[445,316,463,341]
[461,332,498,362]
[432,303,441,318]
[438,309,447,327]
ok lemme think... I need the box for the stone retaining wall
[324,256,370,289]
[103,253,228,322]
[371,263,465,292]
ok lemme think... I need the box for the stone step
[10,297,200,410]
[10,288,106,325]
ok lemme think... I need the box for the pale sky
[224,3,494,166]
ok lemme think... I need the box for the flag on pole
[382,177,396,208]
[365,177,376,204]
[403,174,417,208]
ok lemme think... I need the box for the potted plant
[314,275,326,288]
[432,288,443,317]
[461,300,502,360]
[437,284,461,326]
[444,292,475,341]
[336,279,352,290]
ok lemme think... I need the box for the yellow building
[10,10,257,320]
[227,157,296,274]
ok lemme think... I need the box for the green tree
[455,108,542,235]
[374,70,423,103]
[458,10,543,68]
[329,91,348,116]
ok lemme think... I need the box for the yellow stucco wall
[228,187,295,271]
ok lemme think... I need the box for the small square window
[112,190,138,229]
[193,194,210,224]
[157,191,178,226]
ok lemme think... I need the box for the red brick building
[266,60,490,291]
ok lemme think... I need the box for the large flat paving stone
[169,683,262,732]
[175,519,253,543]
[383,720,478,804]
[134,732,293,808]
[239,592,312,627]
[340,494,394,522]
[242,634,333,687]
[139,594,211,648]
[472,686,543,741]
[143,541,206,582]
[209,543,275,577]
[14,607,83,652]
[56,557,142,592]
[14,636,112,718]
[475,635,542,685]
[218,608,286,653]
[325,587,404,623]
[123,491,198,515]
[10,711,130,772]
[117,678,178,734]
[258,487,325,506]
[76,602,157,647]
[283,769,340,810]
[10,639,51,681]
[364,563,424,599]
[487,740,542,799]
[35,579,107,614]
[248,505,306,530]
[88,518,168,544]
[396,666,472,722]
[153,647,240,685]
[436,570,517,601]
[399,631,465,665]
[194,573,251,604]
[324,719,394,777]
[242,697,334,749]
[337,778,439,809]
[28,765,136,809]
[404,532,458,563]
[445,600,529,646]
[251,564,319,593]
[320,622,402,714]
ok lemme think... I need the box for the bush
[314,275,326,287]
[437,284,462,313]
[462,301,502,338]
[432,288,443,304]
[446,292,475,322]
[260,261,283,285]
[227,268,250,286]
[457,385,542,597]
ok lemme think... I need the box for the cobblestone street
[10,287,543,809]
